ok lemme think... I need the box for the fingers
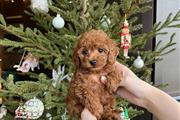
[115,61,138,78]
[115,61,143,91]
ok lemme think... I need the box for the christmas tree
[0,0,180,119]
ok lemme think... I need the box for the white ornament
[30,0,49,13]
[101,15,111,28]
[0,105,7,119]
[24,97,44,119]
[133,56,144,69]
[52,14,65,29]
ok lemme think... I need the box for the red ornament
[120,19,131,58]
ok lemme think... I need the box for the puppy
[67,30,122,120]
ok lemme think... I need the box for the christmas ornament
[101,15,111,28]
[133,55,144,69]
[0,105,7,119]
[120,16,131,59]
[52,65,70,88]
[30,0,49,13]
[15,104,28,120]
[52,14,65,29]
[14,52,39,73]
[24,97,44,119]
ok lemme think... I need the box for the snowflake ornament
[52,65,71,88]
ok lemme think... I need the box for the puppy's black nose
[89,60,97,66]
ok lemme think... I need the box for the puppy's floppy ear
[73,43,81,69]
[73,33,86,69]
[107,39,119,65]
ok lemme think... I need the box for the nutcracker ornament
[120,18,131,59]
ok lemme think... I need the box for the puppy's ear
[107,39,119,65]
[73,34,86,69]
[73,44,81,69]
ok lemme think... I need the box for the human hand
[81,108,97,120]
[116,62,180,120]
[81,62,180,120]
[115,62,152,108]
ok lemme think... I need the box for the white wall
[155,0,180,97]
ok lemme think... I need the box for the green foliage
[0,14,6,26]
[1,72,69,120]
[0,0,180,119]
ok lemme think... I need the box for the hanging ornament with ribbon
[52,14,65,29]
[13,52,40,73]
[133,52,144,69]
[120,15,131,59]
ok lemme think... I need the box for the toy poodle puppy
[67,29,122,120]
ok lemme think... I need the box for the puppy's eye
[98,48,105,53]
[82,49,88,55]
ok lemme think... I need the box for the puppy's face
[73,30,119,71]
[77,44,109,71]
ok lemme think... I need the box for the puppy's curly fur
[67,30,122,120]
